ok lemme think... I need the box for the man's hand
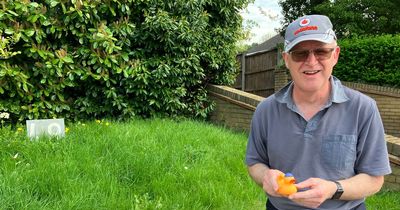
[247,164,286,197]
[262,169,286,197]
[288,178,337,209]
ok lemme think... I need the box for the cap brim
[284,34,335,52]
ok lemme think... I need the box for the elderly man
[245,15,391,210]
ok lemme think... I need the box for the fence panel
[234,50,278,97]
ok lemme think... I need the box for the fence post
[241,53,246,91]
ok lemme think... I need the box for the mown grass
[0,118,398,209]
[366,189,400,210]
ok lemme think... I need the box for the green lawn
[0,118,398,209]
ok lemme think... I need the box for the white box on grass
[26,119,65,139]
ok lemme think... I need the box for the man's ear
[333,46,341,64]
[282,52,289,69]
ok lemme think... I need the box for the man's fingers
[289,190,311,199]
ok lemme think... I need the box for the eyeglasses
[288,47,336,62]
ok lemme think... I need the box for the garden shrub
[0,0,249,123]
[335,35,400,88]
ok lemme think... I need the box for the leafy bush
[335,35,400,87]
[0,0,249,123]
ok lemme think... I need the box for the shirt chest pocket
[321,135,357,170]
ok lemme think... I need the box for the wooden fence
[234,49,280,97]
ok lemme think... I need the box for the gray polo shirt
[246,76,392,210]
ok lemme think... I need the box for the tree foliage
[278,0,400,38]
[278,0,328,35]
[0,0,250,124]
[315,0,400,38]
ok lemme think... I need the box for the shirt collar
[275,76,349,106]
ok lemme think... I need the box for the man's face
[282,40,340,93]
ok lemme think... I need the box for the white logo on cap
[299,18,310,26]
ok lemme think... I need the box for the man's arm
[336,173,384,200]
[289,173,384,208]
[247,163,269,187]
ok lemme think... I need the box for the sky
[240,0,283,44]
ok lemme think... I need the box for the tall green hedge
[0,0,249,123]
[335,35,400,87]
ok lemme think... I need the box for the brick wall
[386,135,400,189]
[208,85,263,132]
[274,68,290,92]
[207,84,400,190]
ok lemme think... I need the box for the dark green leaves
[334,35,400,88]
[0,0,250,123]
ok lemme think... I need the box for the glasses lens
[290,50,309,62]
[290,48,335,62]
[314,48,334,59]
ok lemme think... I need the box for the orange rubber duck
[277,173,297,196]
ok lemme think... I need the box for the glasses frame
[288,47,337,62]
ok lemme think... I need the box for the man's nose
[304,50,319,64]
